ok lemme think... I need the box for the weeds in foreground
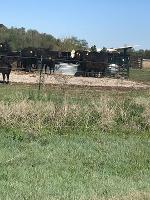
[0,88,149,136]
[0,86,150,200]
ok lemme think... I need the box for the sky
[0,0,150,49]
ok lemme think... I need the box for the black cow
[73,50,89,62]
[42,58,55,74]
[20,48,37,72]
[36,48,56,74]
[0,57,12,83]
[75,51,108,77]
[0,42,11,55]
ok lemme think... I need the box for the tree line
[0,24,88,52]
[129,49,150,59]
[0,24,150,59]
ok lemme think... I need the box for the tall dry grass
[0,93,149,135]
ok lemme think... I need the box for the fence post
[38,55,43,91]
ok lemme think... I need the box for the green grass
[0,130,150,200]
[129,68,150,83]
[0,84,149,200]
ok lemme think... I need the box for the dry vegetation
[0,91,150,134]
[143,60,150,69]
[0,85,149,199]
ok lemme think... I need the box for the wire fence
[0,54,130,90]
[0,56,130,73]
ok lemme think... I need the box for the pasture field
[129,68,150,83]
[0,84,150,200]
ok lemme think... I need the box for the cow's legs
[29,64,32,72]
[45,64,47,74]
[49,66,51,74]
[52,66,55,73]
[6,73,10,83]
[2,73,5,83]
[49,65,55,74]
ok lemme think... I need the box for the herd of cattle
[0,42,132,83]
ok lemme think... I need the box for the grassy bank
[0,84,150,199]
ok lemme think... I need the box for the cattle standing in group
[0,41,133,79]
[75,51,108,77]
[18,48,72,73]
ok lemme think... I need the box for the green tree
[0,24,89,51]
[101,46,107,52]
[90,45,97,52]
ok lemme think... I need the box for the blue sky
[0,0,150,49]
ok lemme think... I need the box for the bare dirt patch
[7,71,150,89]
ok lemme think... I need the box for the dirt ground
[6,71,150,89]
